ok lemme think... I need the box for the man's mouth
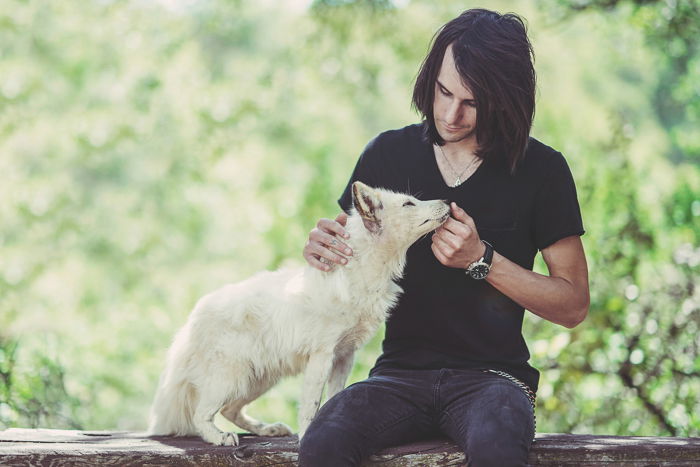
[441,122,465,132]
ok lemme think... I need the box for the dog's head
[351,181,450,247]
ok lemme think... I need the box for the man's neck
[441,137,479,162]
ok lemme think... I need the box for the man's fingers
[303,242,329,271]
[303,243,340,271]
[323,233,353,256]
[440,217,472,239]
[304,213,352,270]
[432,233,454,256]
[334,212,349,227]
[431,242,448,265]
[433,229,460,250]
[310,243,348,266]
[308,255,332,271]
[450,202,475,227]
[311,230,353,256]
[318,217,350,239]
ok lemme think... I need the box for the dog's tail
[148,329,198,436]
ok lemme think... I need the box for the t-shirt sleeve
[532,152,585,251]
[337,135,383,213]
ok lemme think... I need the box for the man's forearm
[485,251,589,328]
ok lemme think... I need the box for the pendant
[452,177,461,187]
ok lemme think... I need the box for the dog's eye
[403,201,415,207]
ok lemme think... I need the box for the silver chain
[485,369,537,436]
[436,144,480,187]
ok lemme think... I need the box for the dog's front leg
[298,352,333,440]
[326,349,355,400]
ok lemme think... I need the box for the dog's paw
[260,422,293,437]
[221,431,239,446]
[202,430,239,446]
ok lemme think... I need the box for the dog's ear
[352,181,382,234]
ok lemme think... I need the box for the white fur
[148,182,450,445]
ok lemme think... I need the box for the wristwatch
[466,240,494,280]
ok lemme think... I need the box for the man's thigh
[299,369,439,467]
[437,369,535,467]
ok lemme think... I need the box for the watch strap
[482,240,494,266]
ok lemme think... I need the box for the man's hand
[303,212,353,271]
[431,202,485,269]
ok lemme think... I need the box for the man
[299,8,589,467]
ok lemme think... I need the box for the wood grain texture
[1,429,699,466]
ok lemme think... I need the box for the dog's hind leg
[193,383,239,446]
[220,390,293,437]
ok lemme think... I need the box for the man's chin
[438,131,474,143]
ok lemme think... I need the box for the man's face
[432,44,477,144]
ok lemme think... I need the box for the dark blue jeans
[298,367,535,467]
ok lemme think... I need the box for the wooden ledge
[1,428,699,466]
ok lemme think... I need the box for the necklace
[436,145,481,188]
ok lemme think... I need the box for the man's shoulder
[359,123,425,169]
[525,137,560,160]
[371,123,425,149]
[520,137,570,175]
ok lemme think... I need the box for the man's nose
[445,101,462,124]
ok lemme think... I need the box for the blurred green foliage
[0,0,698,437]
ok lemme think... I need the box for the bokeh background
[1,0,698,437]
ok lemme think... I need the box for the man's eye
[403,201,415,207]
[440,87,450,96]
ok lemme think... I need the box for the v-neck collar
[426,141,486,190]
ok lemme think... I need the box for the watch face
[470,263,490,280]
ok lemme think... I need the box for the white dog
[148,181,450,445]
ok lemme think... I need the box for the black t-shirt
[337,123,585,393]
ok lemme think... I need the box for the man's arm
[431,203,590,329]
[486,235,589,328]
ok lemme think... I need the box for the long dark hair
[412,9,536,173]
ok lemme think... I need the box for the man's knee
[466,438,531,467]
[298,420,364,467]
[467,450,529,467]
[299,373,428,466]
[458,388,534,466]
[464,418,532,467]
